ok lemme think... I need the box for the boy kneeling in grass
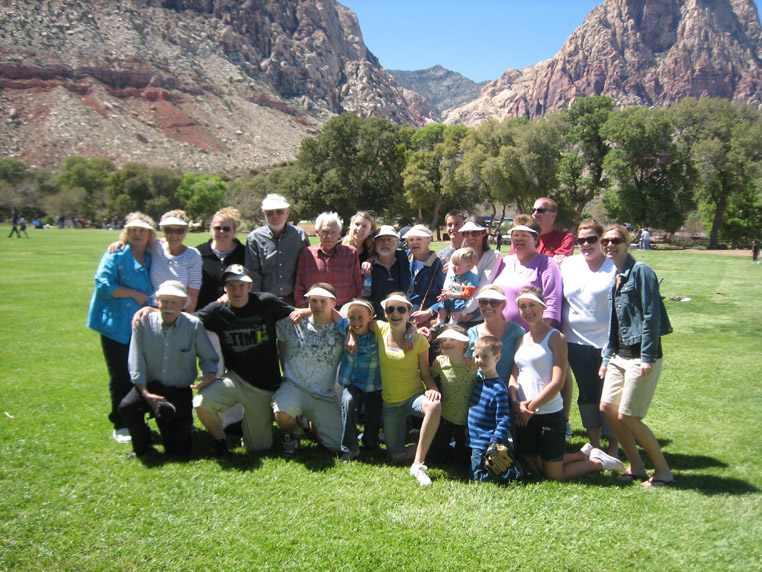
[467,336,520,481]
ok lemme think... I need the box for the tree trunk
[708,197,727,249]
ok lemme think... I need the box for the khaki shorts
[193,371,274,452]
[601,354,663,419]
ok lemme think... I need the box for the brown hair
[474,335,503,357]
[577,219,603,237]
[603,224,631,245]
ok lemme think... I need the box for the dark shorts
[516,410,566,463]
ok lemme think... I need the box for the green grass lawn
[1,227,761,571]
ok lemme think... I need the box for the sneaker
[579,443,593,457]
[410,463,432,486]
[590,448,626,471]
[283,433,299,456]
[112,428,132,444]
[340,451,359,463]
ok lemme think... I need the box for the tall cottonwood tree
[602,107,693,232]
[671,98,762,248]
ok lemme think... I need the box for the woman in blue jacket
[87,213,156,443]
[598,225,674,487]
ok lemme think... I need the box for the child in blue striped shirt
[467,336,514,481]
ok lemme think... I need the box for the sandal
[618,472,648,482]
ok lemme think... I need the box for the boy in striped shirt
[467,336,513,481]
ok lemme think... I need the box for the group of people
[87,193,674,487]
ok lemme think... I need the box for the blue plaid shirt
[336,318,382,392]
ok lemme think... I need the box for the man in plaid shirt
[294,212,362,308]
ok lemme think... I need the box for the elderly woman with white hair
[88,212,158,443]
[293,211,362,308]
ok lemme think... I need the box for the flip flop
[618,473,648,482]
[641,477,676,488]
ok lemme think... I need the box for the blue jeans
[382,394,426,457]
[341,386,382,454]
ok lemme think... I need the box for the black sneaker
[213,438,229,458]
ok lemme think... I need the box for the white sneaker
[341,451,359,463]
[590,448,625,471]
[410,463,432,486]
[579,443,593,457]
[112,428,131,444]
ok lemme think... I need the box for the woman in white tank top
[509,287,625,481]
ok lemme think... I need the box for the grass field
[1,227,761,571]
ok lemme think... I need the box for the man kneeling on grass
[120,280,218,459]
[272,283,344,455]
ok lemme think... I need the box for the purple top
[492,253,562,330]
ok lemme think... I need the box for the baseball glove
[484,442,515,476]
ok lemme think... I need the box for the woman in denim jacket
[87,213,156,443]
[598,224,674,487]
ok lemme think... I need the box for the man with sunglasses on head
[245,193,310,306]
[526,197,574,265]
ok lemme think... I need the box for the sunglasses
[577,236,600,245]
[357,210,377,219]
[385,305,409,315]
[213,226,233,232]
[478,299,503,308]
[264,209,286,216]
[163,227,187,235]
[461,230,484,236]
[532,207,554,214]
[601,237,625,246]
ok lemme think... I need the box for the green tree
[54,156,116,220]
[402,123,470,232]
[108,163,182,220]
[671,98,762,248]
[177,173,226,221]
[557,95,614,229]
[602,107,693,232]
[294,115,407,221]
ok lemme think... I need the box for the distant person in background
[640,227,651,250]
[8,211,21,238]
[495,229,503,252]
[294,212,362,308]
[437,210,466,263]
[510,197,573,265]
[196,207,245,309]
[245,193,310,305]
[752,239,760,264]
[88,212,157,444]
[342,210,377,263]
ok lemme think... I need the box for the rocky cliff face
[0,0,432,171]
[388,65,488,120]
[444,0,762,125]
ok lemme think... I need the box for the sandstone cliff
[443,0,762,125]
[0,0,432,171]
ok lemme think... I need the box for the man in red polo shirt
[531,197,574,265]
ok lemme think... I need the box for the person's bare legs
[275,411,297,434]
[601,402,647,477]
[413,399,441,465]
[620,414,673,484]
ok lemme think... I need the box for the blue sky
[341,0,762,82]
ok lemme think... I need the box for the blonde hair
[160,210,189,225]
[212,207,242,233]
[120,212,157,247]
[603,224,632,245]
[342,211,377,257]
[451,247,478,266]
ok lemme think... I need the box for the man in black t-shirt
[193,264,293,456]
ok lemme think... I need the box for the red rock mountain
[0,0,432,170]
[444,0,762,125]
